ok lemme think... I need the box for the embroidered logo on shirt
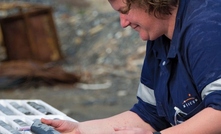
[182,94,198,108]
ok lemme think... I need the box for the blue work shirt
[131,0,221,131]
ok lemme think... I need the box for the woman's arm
[42,111,155,134]
[113,107,221,134]
[161,107,221,134]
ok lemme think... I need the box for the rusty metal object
[0,2,63,62]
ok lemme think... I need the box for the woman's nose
[120,14,130,28]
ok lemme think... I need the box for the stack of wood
[0,2,79,89]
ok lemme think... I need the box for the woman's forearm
[161,107,221,134]
[78,111,155,134]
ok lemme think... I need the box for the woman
[42,0,221,133]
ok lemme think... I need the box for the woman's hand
[41,118,81,134]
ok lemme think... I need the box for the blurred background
[0,0,146,122]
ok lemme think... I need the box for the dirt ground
[0,0,145,122]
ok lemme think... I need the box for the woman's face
[108,0,169,41]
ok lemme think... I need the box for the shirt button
[162,61,166,66]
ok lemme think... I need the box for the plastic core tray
[0,99,77,134]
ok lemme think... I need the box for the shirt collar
[152,35,171,60]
